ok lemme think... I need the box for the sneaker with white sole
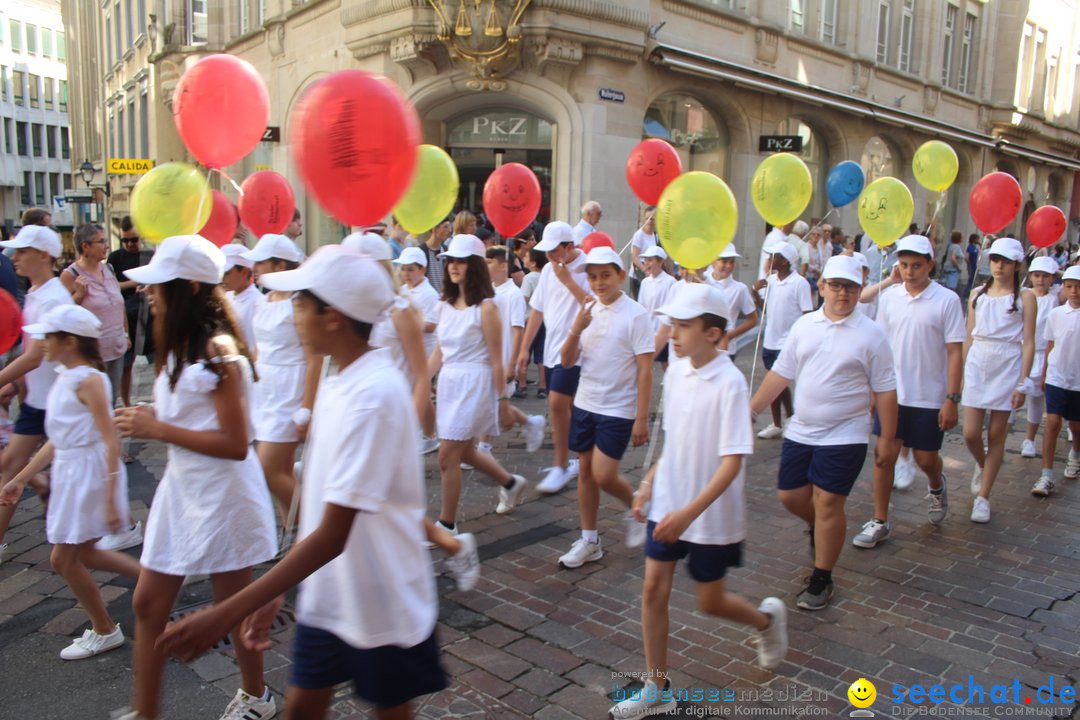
[460,442,493,471]
[852,519,891,548]
[558,537,603,568]
[609,680,678,719]
[444,532,480,592]
[419,436,440,455]
[893,454,915,490]
[796,577,834,611]
[756,597,788,669]
[524,415,545,453]
[1031,476,1054,497]
[495,475,527,514]
[1065,451,1080,480]
[95,521,143,552]
[757,423,783,439]
[565,458,580,479]
[624,511,646,549]
[927,479,948,525]
[218,687,276,720]
[60,625,125,660]
[426,519,457,549]
[536,465,571,494]
[970,466,983,495]
[970,496,991,523]
[1021,439,1038,458]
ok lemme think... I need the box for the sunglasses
[123,238,139,244]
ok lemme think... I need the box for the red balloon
[198,191,239,248]
[582,232,616,253]
[239,171,295,237]
[0,289,21,354]
[290,71,420,227]
[173,54,269,169]
[1026,205,1066,249]
[969,172,1023,234]
[482,163,541,237]
[626,139,682,206]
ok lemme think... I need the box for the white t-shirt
[709,276,757,356]
[876,282,966,409]
[638,271,677,333]
[529,250,591,369]
[1033,292,1060,353]
[520,270,541,302]
[787,234,810,271]
[226,284,265,354]
[23,277,73,408]
[574,293,654,420]
[296,348,436,649]
[573,219,596,244]
[493,279,526,367]
[403,278,440,357]
[650,353,752,545]
[762,273,813,351]
[631,229,657,255]
[1044,303,1080,391]
[772,309,897,445]
[758,226,788,279]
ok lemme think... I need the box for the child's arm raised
[78,372,124,532]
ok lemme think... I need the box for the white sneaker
[757,423,784,439]
[852,519,891,549]
[1065,451,1080,480]
[565,458,580,479]
[756,597,788,669]
[1021,439,1038,458]
[893,454,915,490]
[419,436,440,455]
[60,625,125,660]
[444,533,480,592]
[524,415,545,453]
[95,521,144,552]
[426,519,457,549]
[460,442,492,471]
[970,496,991,523]
[624,511,646,549]
[609,680,677,719]
[558,537,603,569]
[927,479,948,526]
[1031,476,1054,497]
[970,466,983,496]
[218,687,277,720]
[536,465,571,494]
[496,475,527,514]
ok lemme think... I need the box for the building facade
[0,0,71,233]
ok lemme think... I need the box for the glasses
[123,238,139,244]
[824,281,861,294]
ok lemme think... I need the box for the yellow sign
[255,164,272,171]
[107,158,155,174]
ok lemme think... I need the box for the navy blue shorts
[547,364,580,397]
[290,624,447,709]
[655,344,669,364]
[873,405,944,452]
[645,521,743,583]
[777,438,867,496]
[531,323,545,365]
[1045,384,1080,422]
[13,403,45,436]
[568,406,634,460]
[762,348,780,370]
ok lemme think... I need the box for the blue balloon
[826,161,866,207]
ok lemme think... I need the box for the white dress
[1027,291,1061,397]
[141,356,277,576]
[252,298,306,443]
[45,365,130,545]
[963,290,1024,411]
[436,299,499,441]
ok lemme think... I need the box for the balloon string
[641,374,664,471]
[748,274,773,392]
[808,206,838,236]
[212,167,245,196]
[921,193,947,236]
[192,169,211,234]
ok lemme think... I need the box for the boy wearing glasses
[750,255,898,611]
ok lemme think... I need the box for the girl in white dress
[1020,257,1063,459]
[0,305,140,661]
[962,238,1036,523]
[429,235,527,534]
[116,235,278,720]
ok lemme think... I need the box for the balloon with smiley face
[626,139,683,206]
[825,161,865,208]
[857,176,913,248]
[482,163,542,238]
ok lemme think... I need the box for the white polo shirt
[708,276,757,357]
[650,353,752,545]
[758,226,788,279]
[631,229,657,255]
[226,283,265,353]
[637,271,677,333]
[876,281,965,409]
[23,277,74,408]
[573,219,595,244]
[297,348,437,649]
[1044,303,1080,391]
[529,250,591,369]
[493,279,526,367]
[574,293,654,420]
[762,272,813,351]
[402,278,440,356]
[772,309,896,445]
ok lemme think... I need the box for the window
[128,98,136,158]
[139,0,147,33]
[876,1,890,64]
[126,0,134,47]
[140,92,149,156]
[1032,28,1047,112]
[958,12,975,92]
[189,0,208,44]
[21,173,31,205]
[643,93,728,177]
[258,0,266,25]
[861,135,895,184]
[106,15,113,66]
[61,128,70,159]
[118,106,125,156]
[35,173,45,205]
[2,120,10,155]
[13,69,24,105]
[49,173,60,201]
[789,0,804,33]
[240,0,251,35]
[65,174,73,191]
[10,19,22,53]
[942,4,956,86]
[114,2,122,61]
[821,0,837,44]
[16,121,28,155]
[898,0,914,72]
[42,28,53,57]
[47,125,57,157]
[32,123,43,157]
[44,78,54,109]
[25,23,37,55]
[0,66,7,102]
[1018,23,1035,105]
[59,80,67,111]
[57,31,65,60]
[28,74,39,108]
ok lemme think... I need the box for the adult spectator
[942,230,966,291]
[787,220,811,276]
[452,210,478,236]
[573,200,602,244]
[21,207,52,228]
[965,233,980,295]
[420,218,452,293]
[284,208,303,242]
[106,216,154,407]
[630,208,657,299]
[386,217,407,259]
[973,235,993,289]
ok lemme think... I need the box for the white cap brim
[21,322,48,340]
[124,264,174,285]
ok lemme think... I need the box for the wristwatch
[945,393,961,404]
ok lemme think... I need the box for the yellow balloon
[912,140,958,193]
[130,163,211,240]
[393,145,460,235]
[857,177,913,248]
[751,152,813,226]
[656,171,737,270]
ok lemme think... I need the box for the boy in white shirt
[516,221,592,493]
[636,246,676,369]
[1035,266,1080,495]
[751,242,813,439]
[706,244,759,358]
[610,283,787,720]
[221,244,265,354]
[751,255,897,611]
[392,246,440,357]
[557,247,654,568]
[158,246,446,720]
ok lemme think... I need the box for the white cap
[584,246,624,270]
[896,234,933,257]
[771,242,800,267]
[988,237,1024,262]
[0,225,62,258]
[242,234,304,263]
[792,220,810,237]
[258,244,395,324]
[852,251,868,269]
[656,283,731,321]
[392,246,427,268]
[718,244,740,259]
[439,234,485,259]
[221,244,253,271]
[822,255,864,285]
[342,232,392,261]
[23,304,102,339]
[640,246,668,260]
[534,221,575,252]
[1029,256,1059,275]
[1063,266,1080,282]
[124,235,225,285]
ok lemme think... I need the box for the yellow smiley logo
[848,678,877,708]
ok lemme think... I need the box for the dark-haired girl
[962,238,1036,523]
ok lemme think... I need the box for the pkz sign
[447,111,553,148]
[759,135,804,152]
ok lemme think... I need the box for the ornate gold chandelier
[427,0,531,90]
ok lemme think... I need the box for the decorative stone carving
[427,0,530,90]
[390,34,442,82]
[851,61,870,95]
[755,28,779,65]
[268,21,286,58]
[531,36,584,85]
[923,86,940,115]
